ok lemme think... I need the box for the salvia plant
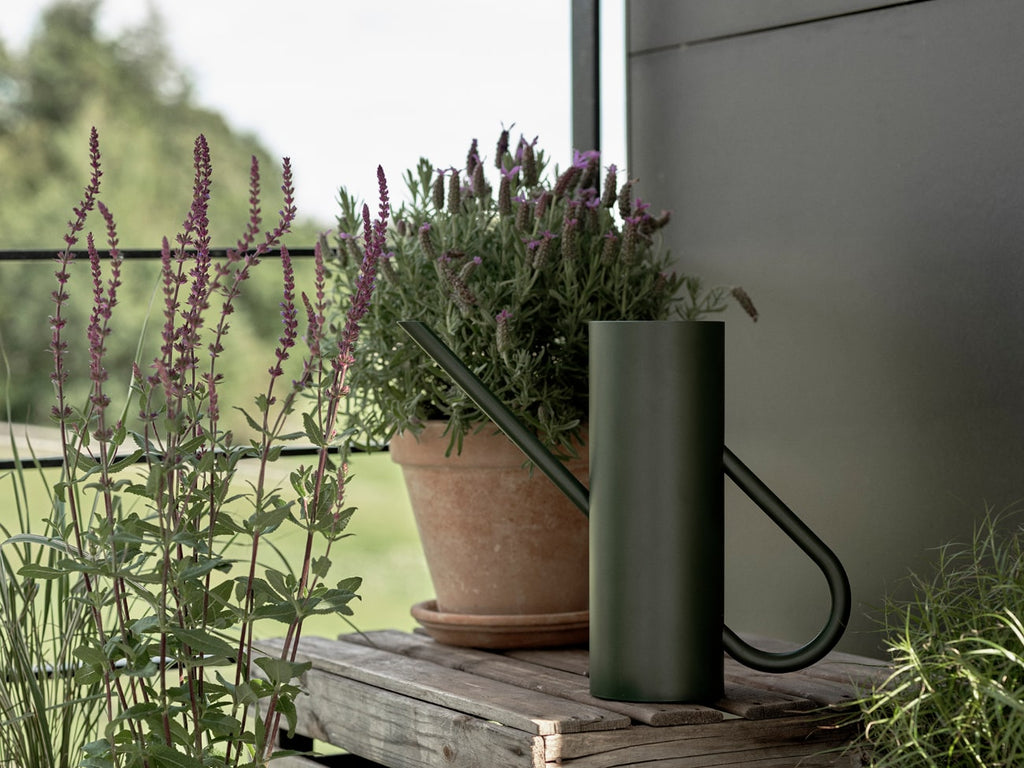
[4,127,388,767]
[855,508,1024,766]
[330,127,757,454]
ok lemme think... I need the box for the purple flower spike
[572,149,600,170]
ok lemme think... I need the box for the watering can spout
[398,321,590,516]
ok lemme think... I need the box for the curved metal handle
[720,448,851,672]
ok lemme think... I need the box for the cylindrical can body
[588,321,725,701]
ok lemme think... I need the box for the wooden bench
[260,630,885,768]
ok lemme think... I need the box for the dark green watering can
[400,319,851,703]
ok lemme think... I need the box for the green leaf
[73,644,109,667]
[311,555,331,578]
[302,412,325,447]
[17,562,64,579]
[254,656,311,685]
[165,626,236,660]
[147,743,207,768]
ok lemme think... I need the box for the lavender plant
[13,128,388,767]
[331,128,756,454]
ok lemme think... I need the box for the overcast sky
[4,0,626,223]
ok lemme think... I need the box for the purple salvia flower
[86,233,111,406]
[269,245,298,379]
[336,167,389,375]
[51,127,102,421]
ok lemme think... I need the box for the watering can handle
[720,447,851,672]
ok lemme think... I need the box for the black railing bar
[0,247,319,262]
[0,442,387,472]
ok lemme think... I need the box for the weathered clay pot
[389,420,589,620]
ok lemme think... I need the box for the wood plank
[722,658,861,709]
[258,636,628,736]
[715,681,816,720]
[503,646,590,677]
[343,630,723,727]
[282,662,543,768]
[548,715,859,767]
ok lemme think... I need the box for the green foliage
[0,0,326,429]
[857,508,1024,766]
[0,389,107,768]
[330,130,753,454]
[0,128,386,766]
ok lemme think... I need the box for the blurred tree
[0,0,328,429]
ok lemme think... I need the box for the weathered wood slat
[282,659,544,768]
[715,680,817,719]
[722,659,858,709]
[259,636,628,736]
[343,630,723,727]
[548,716,860,767]
[504,646,590,676]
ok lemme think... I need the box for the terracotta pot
[389,420,589,618]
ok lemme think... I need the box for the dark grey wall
[627,0,1024,657]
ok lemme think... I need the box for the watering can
[399,319,851,703]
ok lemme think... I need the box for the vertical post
[571,0,601,152]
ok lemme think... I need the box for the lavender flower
[495,127,510,167]
[600,231,620,264]
[617,178,636,221]
[561,216,578,261]
[514,198,532,232]
[600,164,618,208]
[432,170,446,211]
[418,223,438,260]
[731,286,759,321]
[471,161,488,199]
[521,136,539,186]
[495,309,513,355]
[447,170,462,212]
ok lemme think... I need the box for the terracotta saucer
[410,599,589,649]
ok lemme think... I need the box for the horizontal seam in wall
[629,0,934,56]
